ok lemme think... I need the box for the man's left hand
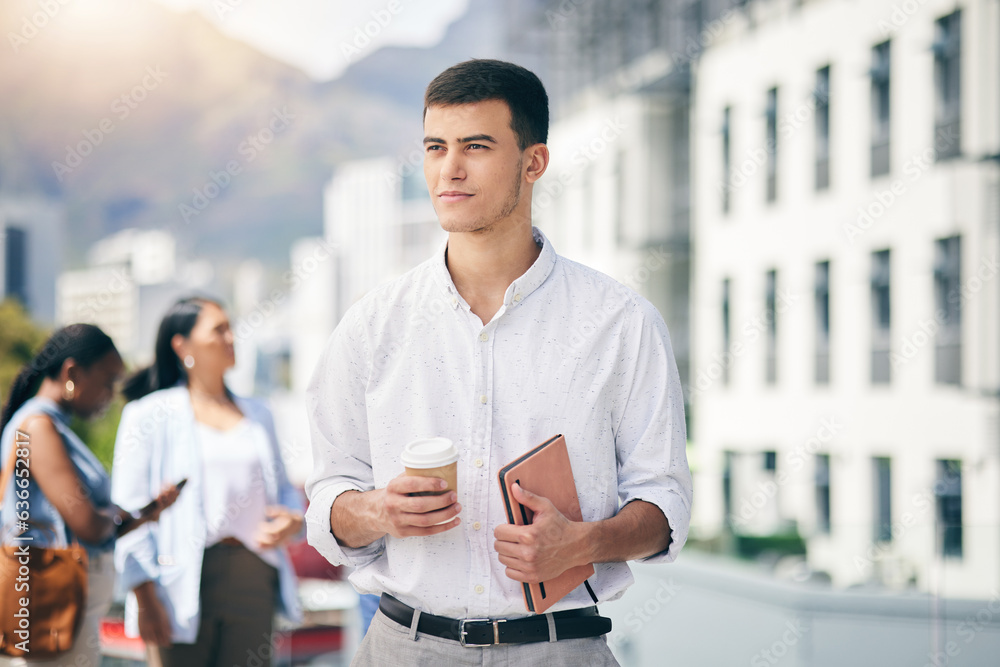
[493,483,589,584]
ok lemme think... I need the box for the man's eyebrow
[458,134,498,144]
[422,134,499,145]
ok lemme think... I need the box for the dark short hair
[424,59,549,150]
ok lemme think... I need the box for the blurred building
[0,195,63,324]
[525,0,748,398]
[690,0,1000,600]
[274,158,443,482]
[56,228,214,364]
[288,156,442,394]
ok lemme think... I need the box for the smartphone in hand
[116,478,188,536]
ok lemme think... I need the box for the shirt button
[474,458,483,468]
[473,521,482,530]
[450,297,458,306]
[479,332,488,342]
[479,394,487,404]
[513,294,522,302]
[475,585,485,594]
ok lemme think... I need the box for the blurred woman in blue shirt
[0,324,177,666]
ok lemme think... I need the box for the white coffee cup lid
[401,437,459,468]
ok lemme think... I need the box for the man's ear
[523,143,550,184]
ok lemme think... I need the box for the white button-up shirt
[305,227,692,620]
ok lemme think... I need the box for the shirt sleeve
[304,306,385,568]
[613,299,693,564]
[111,400,161,591]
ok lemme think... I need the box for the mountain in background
[0,0,516,284]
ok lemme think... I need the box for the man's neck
[446,221,541,325]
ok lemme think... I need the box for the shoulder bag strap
[0,432,22,510]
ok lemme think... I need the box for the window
[934,236,961,384]
[765,88,778,202]
[815,454,831,534]
[815,261,830,384]
[815,66,831,190]
[935,459,962,558]
[933,11,962,160]
[3,226,27,308]
[871,41,891,176]
[722,106,732,214]
[765,270,777,384]
[722,278,731,385]
[723,451,734,528]
[871,250,891,384]
[763,450,777,472]
[873,457,892,542]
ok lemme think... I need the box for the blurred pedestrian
[0,324,178,666]
[113,296,303,667]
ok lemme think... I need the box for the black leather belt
[378,594,612,647]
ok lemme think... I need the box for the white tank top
[196,419,280,569]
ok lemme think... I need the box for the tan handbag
[0,434,88,658]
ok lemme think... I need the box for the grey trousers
[154,543,278,667]
[352,609,621,666]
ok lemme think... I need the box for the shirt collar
[432,226,557,310]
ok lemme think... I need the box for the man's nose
[440,151,466,181]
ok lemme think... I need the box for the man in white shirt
[305,59,692,665]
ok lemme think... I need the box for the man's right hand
[134,581,172,647]
[331,474,461,548]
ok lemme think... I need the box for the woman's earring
[64,380,75,400]
[184,355,195,369]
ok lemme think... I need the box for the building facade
[0,195,63,324]
[690,0,1000,599]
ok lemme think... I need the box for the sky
[151,0,470,80]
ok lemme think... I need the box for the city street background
[1,0,998,664]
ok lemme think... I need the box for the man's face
[423,99,525,234]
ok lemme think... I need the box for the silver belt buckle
[459,618,504,647]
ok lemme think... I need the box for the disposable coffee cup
[401,438,459,502]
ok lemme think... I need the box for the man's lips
[438,191,473,203]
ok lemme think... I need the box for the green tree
[0,299,48,409]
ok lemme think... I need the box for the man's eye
[427,145,443,151]
[468,144,486,150]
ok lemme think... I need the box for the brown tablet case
[498,434,596,614]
